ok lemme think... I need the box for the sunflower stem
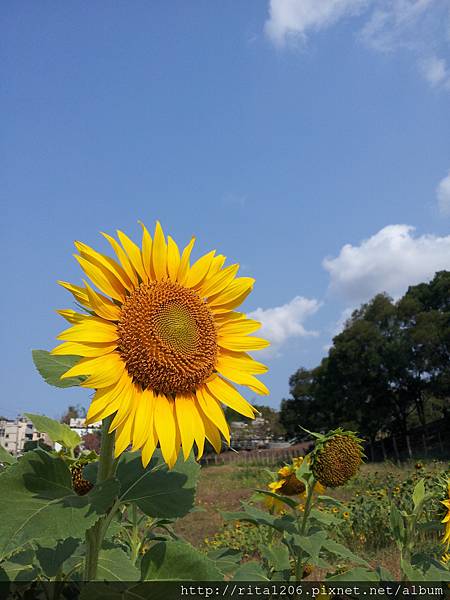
[83,415,116,581]
[295,479,315,580]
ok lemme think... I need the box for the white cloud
[248,296,320,355]
[264,0,450,90]
[323,224,450,304]
[420,56,450,88]
[264,0,368,46]
[437,170,450,215]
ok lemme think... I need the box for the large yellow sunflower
[52,222,269,467]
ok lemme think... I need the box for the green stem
[130,503,140,564]
[83,415,116,581]
[295,479,315,581]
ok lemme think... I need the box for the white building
[0,416,52,456]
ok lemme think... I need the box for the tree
[61,404,86,425]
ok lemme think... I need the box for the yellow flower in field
[52,222,269,467]
[343,511,350,519]
[441,480,450,550]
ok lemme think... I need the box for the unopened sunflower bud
[311,430,364,488]
[70,464,93,496]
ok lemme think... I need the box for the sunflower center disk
[117,281,218,396]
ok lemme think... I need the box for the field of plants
[176,458,450,581]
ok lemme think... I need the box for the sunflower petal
[132,388,155,450]
[62,353,124,389]
[218,335,270,352]
[167,236,181,282]
[84,281,121,321]
[56,309,87,324]
[218,318,261,336]
[215,363,269,396]
[117,230,147,283]
[57,318,118,343]
[102,232,139,287]
[216,350,268,374]
[154,395,177,467]
[51,340,117,357]
[151,221,168,281]
[208,277,254,307]
[58,281,89,306]
[177,237,196,285]
[200,264,239,298]
[199,411,222,453]
[206,376,257,419]
[196,386,230,443]
[139,221,153,282]
[185,251,216,289]
[74,255,125,302]
[175,394,196,460]
[75,241,133,291]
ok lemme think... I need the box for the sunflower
[441,480,450,550]
[265,457,325,513]
[52,222,269,467]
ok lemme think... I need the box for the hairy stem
[83,415,116,581]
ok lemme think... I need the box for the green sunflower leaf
[232,561,269,581]
[36,538,80,578]
[0,449,118,561]
[116,450,200,519]
[96,548,140,581]
[32,349,86,388]
[141,540,222,581]
[24,412,81,450]
[0,444,17,465]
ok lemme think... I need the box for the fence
[201,442,311,467]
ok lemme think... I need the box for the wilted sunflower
[311,429,364,488]
[441,480,450,550]
[52,222,269,467]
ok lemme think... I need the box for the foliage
[281,272,450,445]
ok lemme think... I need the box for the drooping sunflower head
[311,429,364,488]
[52,222,269,467]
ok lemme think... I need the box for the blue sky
[1,1,450,419]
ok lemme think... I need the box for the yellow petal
[114,393,137,457]
[184,250,216,289]
[109,379,136,432]
[167,236,181,282]
[207,254,226,278]
[175,394,196,460]
[151,221,168,281]
[196,386,230,443]
[57,318,119,343]
[191,397,206,459]
[56,309,86,324]
[117,230,147,283]
[132,388,156,451]
[74,254,125,302]
[200,264,239,297]
[85,371,130,424]
[80,352,125,389]
[75,241,133,292]
[215,362,269,395]
[51,340,117,357]
[84,281,121,321]
[218,318,261,336]
[199,411,222,453]
[102,232,139,288]
[206,376,256,419]
[177,237,195,285]
[154,395,177,466]
[58,281,89,306]
[141,423,158,467]
[218,335,270,352]
[211,285,255,313]
[208,277,254,307]
[216,350,268,374]
[139,221,153,282]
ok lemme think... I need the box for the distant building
[0,416,52,456]
[53,418,101,452]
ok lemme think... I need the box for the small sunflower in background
[310,428,364,488]
[52,222,269,467]
[441,479,450,550]
[265,456,325,513]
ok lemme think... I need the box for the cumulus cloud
[264,0,368,46]
[264,0,450,90]
[248,296,320,355]
[323,224,450,304]
[437,170,450,215]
